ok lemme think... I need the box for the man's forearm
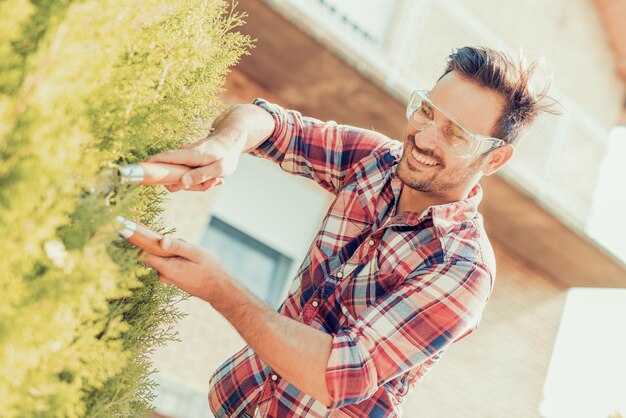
[201,275,333,407]
[211,104,275,153]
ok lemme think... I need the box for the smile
[407,138,440,167]
[410,148,439,166]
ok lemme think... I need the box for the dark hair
[438,46,560,145]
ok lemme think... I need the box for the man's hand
[146,131,244,192]
[145,104,275,192]
[141,237,227,301]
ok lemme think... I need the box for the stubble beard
[397,144,481,195]
[397,153,451,193]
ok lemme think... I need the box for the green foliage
[0,0,252,416]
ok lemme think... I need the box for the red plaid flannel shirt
[207,99,495,417]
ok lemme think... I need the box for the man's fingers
[141,253,171,274]
[184,177,224,191]
[160,237,205,262]
[164,184,182,193]
[180,165,224,187]
[162,178,223,193]
[157,273,177,286]
[179,184,208,192]
[141,251,192,278]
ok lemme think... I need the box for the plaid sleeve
[325,259,492,409]
[248,98,394,194]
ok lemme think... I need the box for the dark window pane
[200,217,292,307]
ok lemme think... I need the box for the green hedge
[0,1,252,416]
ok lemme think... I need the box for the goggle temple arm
[474,138,506,157]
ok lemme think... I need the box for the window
[200,217,293,309]
[316,0,397,45]
[288,0,399,46]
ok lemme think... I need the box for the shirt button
[311,300,319,308]
[336,271,343,278]
[368,239,376,246]
[396,217,403,223]
[271,374,278,381]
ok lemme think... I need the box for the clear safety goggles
[406,90,506,158]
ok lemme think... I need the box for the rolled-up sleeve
[248,98,394,194]
[325,258,493,408]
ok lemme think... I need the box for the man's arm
[208,269,334,407]
[323,259,492,408]
[140,237,334,406]
[210,103,276,153]
[147,98,394,194]
[145,103,275,191]
[247,99,394,194]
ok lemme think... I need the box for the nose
[414,121,438,149]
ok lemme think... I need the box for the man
[139,46,553,417]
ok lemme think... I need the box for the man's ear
[482,144,514,176]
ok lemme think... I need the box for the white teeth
[411,148,438,166]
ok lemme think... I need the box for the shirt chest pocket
[315,191,370,258]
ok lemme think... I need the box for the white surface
[210,154,333,282]
[540,288,626,418]
[589,126,626,263]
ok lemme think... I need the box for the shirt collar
[385,162,483,234]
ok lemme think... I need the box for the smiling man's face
[397,71,506,199]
